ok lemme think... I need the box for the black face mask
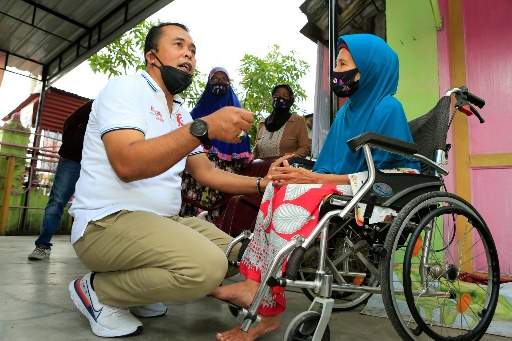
[152,51,193,95]
[272,97,293,111]
[211,82,229,96]
[331,68,360,98]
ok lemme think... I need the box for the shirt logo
[176,113,184,127]
[150,106,164,122]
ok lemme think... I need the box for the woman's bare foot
[210,279,260,308]
[215,314,281,341]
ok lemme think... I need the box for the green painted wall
[387,0,445,267]
[386,0,440,120]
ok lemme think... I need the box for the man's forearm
[198,168,263,194]
[106,124,201,182]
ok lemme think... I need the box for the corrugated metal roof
[4,87,90,133]
[299,0,386,44]
[0,0,174,84]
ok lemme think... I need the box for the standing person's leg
[28,158,80,260]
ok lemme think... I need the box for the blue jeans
[34,158,81,248]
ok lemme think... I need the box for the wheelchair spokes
[298,227,379,311]
[381,192,500,340]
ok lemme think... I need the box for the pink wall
[437,0,512,275]
[463,1,512,275]
[463,0,512,154]
[471,168,512,274]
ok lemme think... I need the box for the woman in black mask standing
[252,84,310,159]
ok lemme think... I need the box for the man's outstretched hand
[205,106,254,144]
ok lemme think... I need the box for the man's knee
[188,245,228,294]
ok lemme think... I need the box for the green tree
[88,20,152,78]
[237,44,309,146]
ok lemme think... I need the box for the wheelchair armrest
[347,132,448,176]
[217,193,262,236]
[347,132,419,155]
[236,195,261,210]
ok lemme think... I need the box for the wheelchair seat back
[408,95,451,175]
[350,95,451,212]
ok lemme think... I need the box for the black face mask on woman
[152,51,193,95]
[211,83,229,96]
[272,97,293,111]
[331,68,359,98]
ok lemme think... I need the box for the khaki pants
[73,210,240,307]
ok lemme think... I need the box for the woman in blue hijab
[313,35,420,175]
[180,67,252,222]
[211,34,419,341]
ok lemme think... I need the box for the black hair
[272,84,295,106]
[144,22,189,65]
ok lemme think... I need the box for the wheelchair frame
[225,87,499,341]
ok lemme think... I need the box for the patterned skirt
[180,154,247,223]
[240,183,352,316]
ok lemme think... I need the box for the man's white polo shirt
[69,71,202,244]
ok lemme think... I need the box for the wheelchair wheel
[380,192,500,340]
[403,205,499,340]
[284,311,330,341]
[298,229,379,311]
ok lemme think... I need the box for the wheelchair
[225,86,500,340]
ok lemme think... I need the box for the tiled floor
[0,235,508,340]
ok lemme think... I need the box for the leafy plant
[88,21,153,78]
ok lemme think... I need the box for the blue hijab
[190,67,251,162]
[313,34,420,174]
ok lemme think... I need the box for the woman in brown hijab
[252,84,310,158]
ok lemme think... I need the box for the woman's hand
[258,155,295,193]
[268,163,319,188]
[265,155,295,178]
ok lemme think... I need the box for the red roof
[4,87,91,133]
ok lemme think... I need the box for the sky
[0,0,318,119]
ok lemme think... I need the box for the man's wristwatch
[189,118,212,149]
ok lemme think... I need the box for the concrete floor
[0,235,509,341]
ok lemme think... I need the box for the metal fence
[0,122,73,236]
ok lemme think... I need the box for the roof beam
[22,0,90,30]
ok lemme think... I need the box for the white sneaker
[28,246,50,260]
[129,303,168,317]
[69,272,143,337]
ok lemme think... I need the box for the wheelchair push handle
[467,91,485,109]
[452,86,486,124]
